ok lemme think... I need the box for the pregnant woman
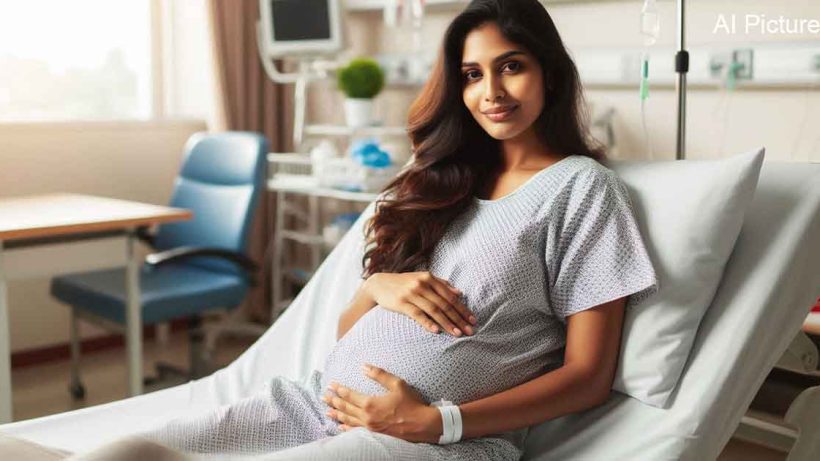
[63,0,658,460]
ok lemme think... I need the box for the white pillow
[603,148,765,408]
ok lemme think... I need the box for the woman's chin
[485,126,527,141]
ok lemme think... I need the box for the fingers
[328,381,370,409]
[411,293,463,336]
[417,291,471,336]
[398,272,477,336]
[402,304,440,334]
[363,365,403,391]
[327,407,365,428]
[423,281,475,335]
[415,275,475,336]
[323,392,368,422]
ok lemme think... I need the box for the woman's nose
[483,75,506,102]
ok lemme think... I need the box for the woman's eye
[503,61,521,72]
[464,70,481,82]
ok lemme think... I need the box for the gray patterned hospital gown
[144,154,658,460]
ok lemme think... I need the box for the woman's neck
[499,126,561,171]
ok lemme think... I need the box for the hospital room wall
[549,0,820,163]
[0,120,206,353]
[309,0,820,163]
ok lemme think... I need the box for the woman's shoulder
[541,155,633,222]
[560,155,624,194]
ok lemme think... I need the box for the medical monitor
[259,0,343,58]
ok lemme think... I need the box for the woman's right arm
[337,280,378,340]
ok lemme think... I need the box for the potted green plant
[336,57,385,128]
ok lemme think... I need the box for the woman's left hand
[322,364,442,443]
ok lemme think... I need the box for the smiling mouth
[484,106,518,122]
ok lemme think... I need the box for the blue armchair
[50,131,268,399]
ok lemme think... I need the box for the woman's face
[461,22,545,142]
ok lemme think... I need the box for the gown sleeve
[544,168,659,324]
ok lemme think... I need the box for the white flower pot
[343,98,375,128]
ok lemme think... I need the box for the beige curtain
[208,0,292,321]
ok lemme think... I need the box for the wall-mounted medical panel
[573,41,820,89]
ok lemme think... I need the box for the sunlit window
[0,0,152,122]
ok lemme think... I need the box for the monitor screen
[271,0,331,42]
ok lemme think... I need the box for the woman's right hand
[364,272,477,337]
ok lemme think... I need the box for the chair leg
[202,300,265,363]
[147,315,211,391]
[68,307,85,400]
[188,315,208,379]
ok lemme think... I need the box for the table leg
[125,231,143,396]
[0,241,12,422]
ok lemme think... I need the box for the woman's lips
[484,105,518,122]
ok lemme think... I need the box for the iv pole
[674,0,688,160]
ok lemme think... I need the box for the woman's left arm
[324,296,626,442]
[459,296,626,438]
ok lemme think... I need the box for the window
[0,0,152,122]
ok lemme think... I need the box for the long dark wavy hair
[361,0,605,278]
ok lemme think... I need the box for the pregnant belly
[320,307,545,405]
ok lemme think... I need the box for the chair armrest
[145,247,259,285]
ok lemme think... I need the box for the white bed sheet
[2,161,818,460]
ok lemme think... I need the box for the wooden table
[0,193,192,423]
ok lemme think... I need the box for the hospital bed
[1,159,818,460]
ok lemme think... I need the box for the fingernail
[465,326,473,335]
[453,328,462,336]
[432,326,439,333]
[469,315,477,324]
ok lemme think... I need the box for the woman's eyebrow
[461,50,525,68]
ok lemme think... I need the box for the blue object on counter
[350,139,392,168]
[335,212,360,228]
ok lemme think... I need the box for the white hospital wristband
[431,399,463,444]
